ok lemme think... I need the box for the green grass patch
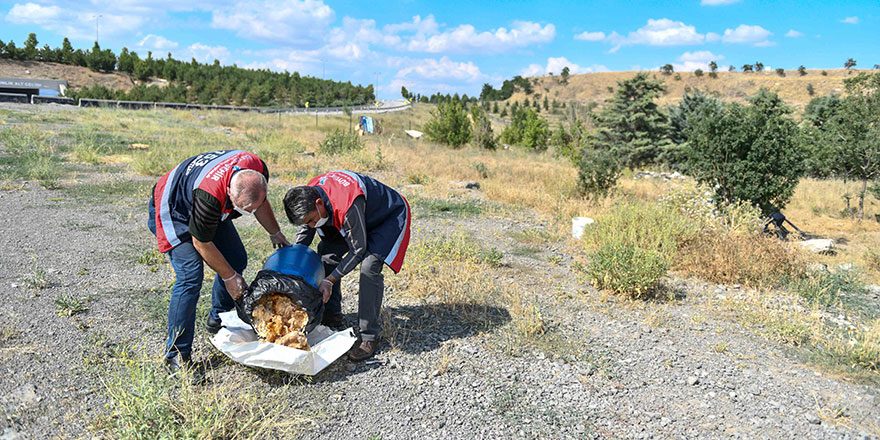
[63,178,153,204]
[95,355,305,438]
[411,196,484,217]
[55,294,88,317]
[786,267,866,307]
[508,228,553,244]
[0,125,66,188]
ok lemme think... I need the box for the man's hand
[319,279,333,303]
[223,273,248,300]
[269,231,291,249]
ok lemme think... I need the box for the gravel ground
[0,103,878,439]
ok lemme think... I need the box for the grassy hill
[510,68,866,113]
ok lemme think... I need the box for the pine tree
[588,73,671,168]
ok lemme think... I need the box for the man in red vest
[283,171,410,361]
[149,150,290,372]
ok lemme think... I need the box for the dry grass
[515,68,858,114]
[676,234,807,289]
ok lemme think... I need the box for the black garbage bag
[235,270,325,334]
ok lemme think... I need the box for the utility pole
[94,14,102,44]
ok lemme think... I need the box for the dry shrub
[677,233,805,288]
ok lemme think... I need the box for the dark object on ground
[763,211,806,240]
[348,339,380,362]
[165,352,192,374]
[206,316,222,335]
[237,270,325,333]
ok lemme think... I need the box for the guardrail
[9,96,413,115]
[0,92,28,103]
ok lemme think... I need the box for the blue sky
[1,0,877,99]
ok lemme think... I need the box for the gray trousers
[318,234,384,341]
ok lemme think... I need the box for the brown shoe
[348,339,379,362]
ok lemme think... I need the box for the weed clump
[318,129,364,156]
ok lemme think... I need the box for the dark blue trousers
[148,203,247,358]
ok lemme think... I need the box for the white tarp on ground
[404,129,424,139]
[210,310,357,375]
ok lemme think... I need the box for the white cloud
[701,0,742,5]
[671,51,725,71]
[406,21,555,54]
[607,18,705,52]
[520,56,608,77]
[396,56,485,82]
[574,31,605,41]
[137,34,179,51]
[5,2,146,41]
[706,32,721,42]
[184,43,231,64]
[785,29,804,37]
[840,16,859,24]
[678,50,724,63]
[721,24,773,46]
[212,0,335,47]
[383,14,439,37]
[6,3,61,23]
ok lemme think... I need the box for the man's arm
[192,239,236,280]
[294,224,315,246]
[326,196,369,283]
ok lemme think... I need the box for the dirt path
[0,121,878,439]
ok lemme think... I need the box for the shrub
[470,105,496,150]
[786,267,865,306]
[318,129,364,155]
[583,201,695,261]
[499,108,550,151]
[424,101,472,148]
[576,148,621,200]
[684,89,805,215]
[694,69,704,77]
[588,243,669,299]
[676,234,805,289]
[776,68,786,77]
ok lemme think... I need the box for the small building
[0,77,68,99]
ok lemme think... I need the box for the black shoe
[321,313,345,328]
[165,352,192,375]
[206,316,222,335]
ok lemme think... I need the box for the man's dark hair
[283,186,320,224]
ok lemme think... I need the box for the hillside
[0,59,149,92]
[511,68,865,112]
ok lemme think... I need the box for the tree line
[0,33,374,107]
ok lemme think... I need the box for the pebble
[805,413,822,425]
[687,376,699,386]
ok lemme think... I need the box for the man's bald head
[229,169,267,211]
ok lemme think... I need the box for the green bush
[684,89,805,215]
[588,243,669,299]
[470,106,496,150]
[499,108,549,151]
[318,129,364,156]
[424,101,472,148]
[576,148,621,200]
[583,201,696,298]
[786,267,866,306]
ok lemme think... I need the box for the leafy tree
[684,89,805,215]
[492,102,499,113]
[754,62,764,72]
[424,101,472,148]
[470,105,496,150]
[709,61,718,73]
[742,64,753,73]
[694,69,704,77]
[798,65,807,76]
[806,83,815,96]
[776,68,786,77]
[4,41,20,60]
[660,64,674,75]
[23,33,38,60]
[543,96,549,110]
[821,73,880,219]
[500,108,550,151]
[552,118,588,164]
[844,58,857,70]
[561,66,570,84]
[728,65,736,72]
[588,73,671,168]
[400,86,410,100]
[499,107,508,117]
